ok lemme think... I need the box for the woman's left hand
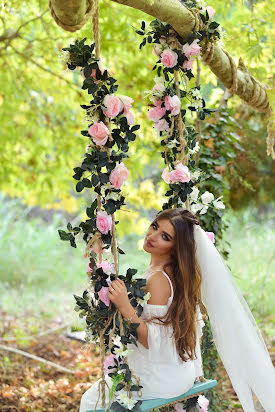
[108,278,130,311]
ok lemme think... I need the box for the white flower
[116,392,138,410]
[167,139,179,149]
[191,170,202,181]
[60,50,70,64]
[137,292,151,307]
[199,205,209,214]
[192,89,202,99]
[201,191,214,204]
[114,347,132,358]
[190,187,199,202]
[213,199,225,209]
[112,335,122,348]
[105,192,121,201]
[101,182,115,191]
[189,141,200,154]
[191,203,204,214]
[193,99,203,110]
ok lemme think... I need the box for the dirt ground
[0,322,273,412]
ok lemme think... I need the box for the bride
[80,208,275,412]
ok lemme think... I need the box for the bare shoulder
[146,271,171,305]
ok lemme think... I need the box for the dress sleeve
[193,305,205,377]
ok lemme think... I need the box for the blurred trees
[0,0,274,234]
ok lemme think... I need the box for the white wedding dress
[79,269,205,411]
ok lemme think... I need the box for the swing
[92,379,217,412]
[58,1,222,411]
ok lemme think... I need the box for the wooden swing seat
[91,379,217,412]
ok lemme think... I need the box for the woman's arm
[108,272,171,349]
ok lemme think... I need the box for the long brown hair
[150,208,202,362]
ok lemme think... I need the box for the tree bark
[48,0,270,114]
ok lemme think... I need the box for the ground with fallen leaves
[0,318,273,412]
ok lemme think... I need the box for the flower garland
[59,39,146,411]
[135,3,225,221]
[134,2,226,410]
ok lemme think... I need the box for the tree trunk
[48,0,271,115]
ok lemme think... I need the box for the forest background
[0,0,274,411]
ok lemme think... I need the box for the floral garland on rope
[135,2,225,221]
[59,40,148,411]
[134,1,227,411]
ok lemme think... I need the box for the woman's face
[143,218,175,256]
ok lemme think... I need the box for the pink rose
[103,94,124,118]
[154,118,170,131]
[164,95,181,115]
[152,43,162,56]
[103,354,117,374]
[206,232,215,243]
[161,166,171,184]
[148,106,166,122]
[198,395,209,412]
[97,260,114,275]
[169,164,191,183]
[205,6,215,19]
[88,121,110,146]
[119,95,134,113]
[109,162,129,189]
[98,286,110,307]
[161,49,178,68]
[182,39,201,58]
[152,99,163,107]
[124,111,135,126]
[183,58,194,71]
[96,210,112,234]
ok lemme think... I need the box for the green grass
[0,194,274,338]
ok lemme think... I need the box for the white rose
[201,191,214,204]
[199,205,209,214]
[191,203,203,214]
[213,200,225,209]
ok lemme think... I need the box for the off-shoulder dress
[79,269,205,411]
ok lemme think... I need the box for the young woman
[80,208,275,412]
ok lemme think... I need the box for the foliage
[0,0,274,232]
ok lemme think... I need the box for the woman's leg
[79,378,111,412]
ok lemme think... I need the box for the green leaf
[91,174,100,187]
[76,181,84,192]
[209,21,220,29]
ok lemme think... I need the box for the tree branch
[48,0,271,115]
[0,344,74,374]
